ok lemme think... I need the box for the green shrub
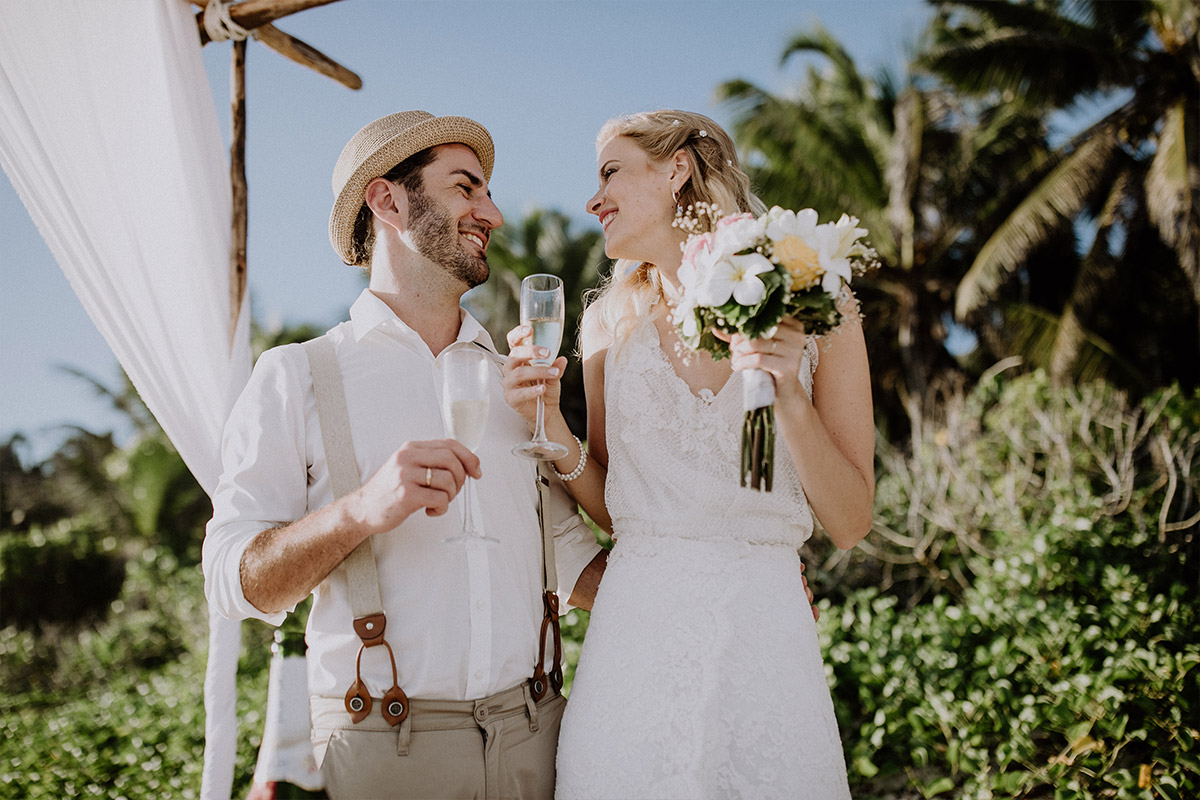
[0,518,126,631]
[819,373,1200,798]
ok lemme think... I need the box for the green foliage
[0,546,269,799]
[813,371,1199,797]
[0,518,125,631]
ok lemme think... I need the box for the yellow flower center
[774,236,823,290]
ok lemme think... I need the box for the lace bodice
[603,319,818,547]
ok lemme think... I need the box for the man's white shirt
[203,289,600,701]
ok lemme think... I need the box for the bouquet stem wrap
[741,367,776,491]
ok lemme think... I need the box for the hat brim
[329,115,494,265]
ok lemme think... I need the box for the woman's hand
[502,324,569,431]
[724,317,812,403]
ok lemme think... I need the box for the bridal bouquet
[672,204,877,491]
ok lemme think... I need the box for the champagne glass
[440,347,497,545]
[512,274,569,460]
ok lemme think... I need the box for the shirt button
[476,600,486,610]
[474,670,483,680]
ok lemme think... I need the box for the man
[203,111,606,799]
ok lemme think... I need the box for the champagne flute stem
[462,476,477,535]
[533,392,548,443]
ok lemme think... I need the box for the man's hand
[802,562,819,622]
[350,439,482,534]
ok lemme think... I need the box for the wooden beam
[255,24,362,90]
[194,0,344,45]
[229,39,248,351]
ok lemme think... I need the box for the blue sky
[1,0,935,460]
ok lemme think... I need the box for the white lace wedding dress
[555,320,852,800]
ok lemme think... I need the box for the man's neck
[368,249,466,356]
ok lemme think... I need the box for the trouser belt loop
[395,710,412,756]
[522,681,539,732]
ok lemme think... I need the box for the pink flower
[682,231,715,266]
[716,212,755,230]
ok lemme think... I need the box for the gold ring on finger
[424,467,433,487]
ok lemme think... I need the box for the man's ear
[365,177,407,231]
[668,149,693,196]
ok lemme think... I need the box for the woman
[503,110,874,799]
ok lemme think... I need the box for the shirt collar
[348,288,499,354]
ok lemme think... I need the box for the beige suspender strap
[302,337,384,621]
[532,461,564,698]
[304,335,408,726]
[535,462,557,593]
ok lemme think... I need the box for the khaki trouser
[311,683,565,800]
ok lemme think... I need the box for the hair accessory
[727,159,733,166]
[699,130,708,137]
[552,435,588,482]
[329,111,494,265]
[671,119,681,126]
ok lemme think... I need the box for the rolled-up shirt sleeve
[202,345,310,626]
[544,476,605,609]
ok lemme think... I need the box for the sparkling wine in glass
[512,274,569,460]
[440,346,497,545]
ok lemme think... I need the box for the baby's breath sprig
[673,201,723,243]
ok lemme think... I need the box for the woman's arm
[729,293,875,549]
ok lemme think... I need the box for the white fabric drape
[0,2,249,798]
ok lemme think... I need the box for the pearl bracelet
[552,435,588,482]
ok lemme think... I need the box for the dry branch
[254,23,362,89]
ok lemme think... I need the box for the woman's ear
[668,148,693,195]
[365,177,406,230]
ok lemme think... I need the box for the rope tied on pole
[203,0,252,43]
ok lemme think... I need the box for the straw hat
[329,111,495,265]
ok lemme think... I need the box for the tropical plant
[718,25,1056,432]
[923,0,1200,387]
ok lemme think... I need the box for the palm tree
[922,0,1200,386]
[469,209,608,436]
[718,25,1054,430]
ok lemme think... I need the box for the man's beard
[408,186,490,289]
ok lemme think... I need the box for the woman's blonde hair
[586,110,764,355]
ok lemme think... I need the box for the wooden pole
[229,39,248,351]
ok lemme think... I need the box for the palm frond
[1049,170,1128,382]
[923,27,1120,107]
[997,302,1141,386]
[955,120,1121,317]
[781,25,869,104]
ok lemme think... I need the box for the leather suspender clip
[344,612,409,726]
[530,590,563,701]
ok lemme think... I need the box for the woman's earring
[673,189,682,218]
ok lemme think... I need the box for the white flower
[830,213,869,259]
[809,223,854,294]
[672,296,699,339]
[695,252,774,307]
[712,213,766,256]
[764,207,818,242]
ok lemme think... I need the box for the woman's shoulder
[580,297,615,358]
